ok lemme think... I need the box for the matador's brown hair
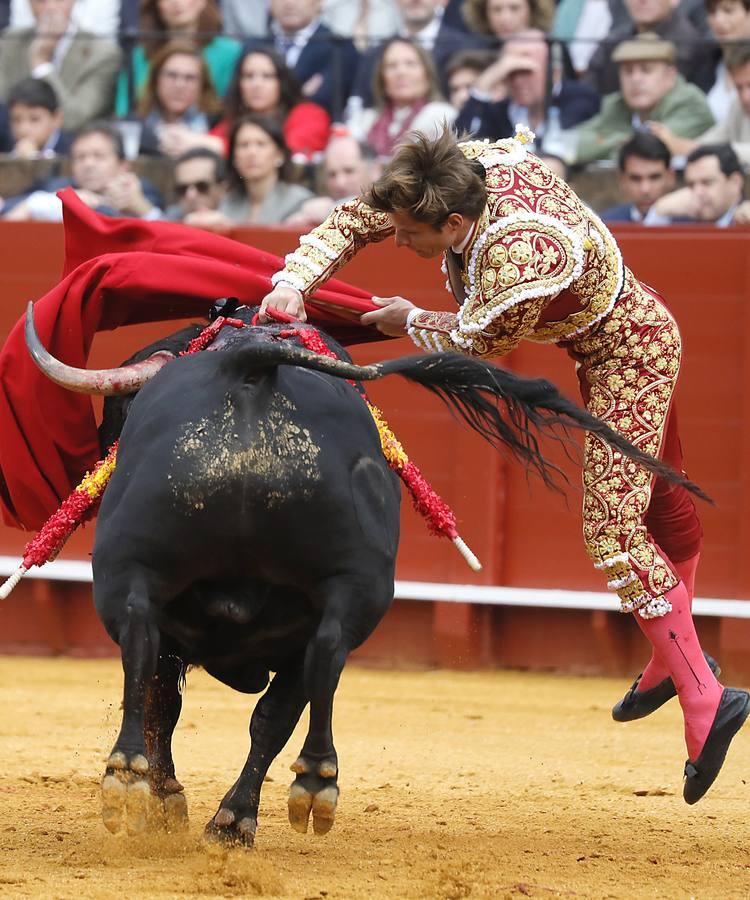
[363,128,487,229]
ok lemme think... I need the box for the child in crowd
[6,77,72,158]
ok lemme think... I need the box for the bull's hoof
[161,788,189,833]
[288,773,339,836]
[204,807,257,847]
[101,753,188,835]
[101,770,153,835]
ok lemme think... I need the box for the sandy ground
[0,657,749,900]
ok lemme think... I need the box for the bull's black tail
[223,343,710,502]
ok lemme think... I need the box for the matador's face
[389,209,462,259]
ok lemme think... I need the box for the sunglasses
[174,180,215,197]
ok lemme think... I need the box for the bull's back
[93,352,400,588]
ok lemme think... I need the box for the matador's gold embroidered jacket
[271,136,625,358]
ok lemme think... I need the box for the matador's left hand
[360,296,415,336]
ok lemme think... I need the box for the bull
[24,302,706,846]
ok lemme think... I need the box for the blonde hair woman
[346,38,457,162]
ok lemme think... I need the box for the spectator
[455,31,599,146]
[116,0,242,116]
[134,41,223,158]
[10,0,121,35]
[649,42,750,166]
[1,119,163,220]
[552,0,615,75]
[462,0,555,41]
[704,0,750,119]
[651,142,745,224]
[6,76,72,157]
[573,34,714,165]
[216,0,266,38]
[209,47,331,163]
[244,0,360,121]
[162,146,226,222]
[286,132,381,226]
[188,114,314,229]
[321,0,401,50]
[349,0,487,112]
[584,0,716,96]
[444,47,496,111]
[601,132,680,223]
[219,0,401,46]
[346,37,456,161]
[607,0,712,34]
[0,0,122,130]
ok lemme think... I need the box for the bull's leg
[143,649,189,831]
[100,587,161,835]
[205,660,307,847]
[288,578,388,837]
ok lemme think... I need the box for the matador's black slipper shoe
[683,687,750,805]
[612,653,721,722]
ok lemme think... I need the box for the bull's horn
[24,301,175,396]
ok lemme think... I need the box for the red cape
[0,190,387,530]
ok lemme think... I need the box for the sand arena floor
[0,656,748,900]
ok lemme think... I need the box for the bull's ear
[209,297,240,321]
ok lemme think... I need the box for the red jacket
[211,102,331,161]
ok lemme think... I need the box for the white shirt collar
[271,17,320,67]
[398,8,443,50]
[716,202,740,228]
[271,16,319,44]
[53,19,78,69]
[452,220,476,254]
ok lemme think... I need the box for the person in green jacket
[116,0,241,117]
[573,32,715,166]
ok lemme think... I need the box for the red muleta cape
[0,189,388,531]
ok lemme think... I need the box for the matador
[261,126,748,803]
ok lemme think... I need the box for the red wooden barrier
[0,222,748,678]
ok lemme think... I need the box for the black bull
[26,305,707,846]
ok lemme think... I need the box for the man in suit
[454,31,600,150]
[650,142,745,225]
[0,0,122,131]
[245,0,359,121]
[601,132,679,223]
[348,0,486,113]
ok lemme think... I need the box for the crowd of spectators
[1,0,750,228]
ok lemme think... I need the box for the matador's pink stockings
[635,576,723,759]
[635,552,700,691]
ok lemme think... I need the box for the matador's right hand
[259,286,307,323]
